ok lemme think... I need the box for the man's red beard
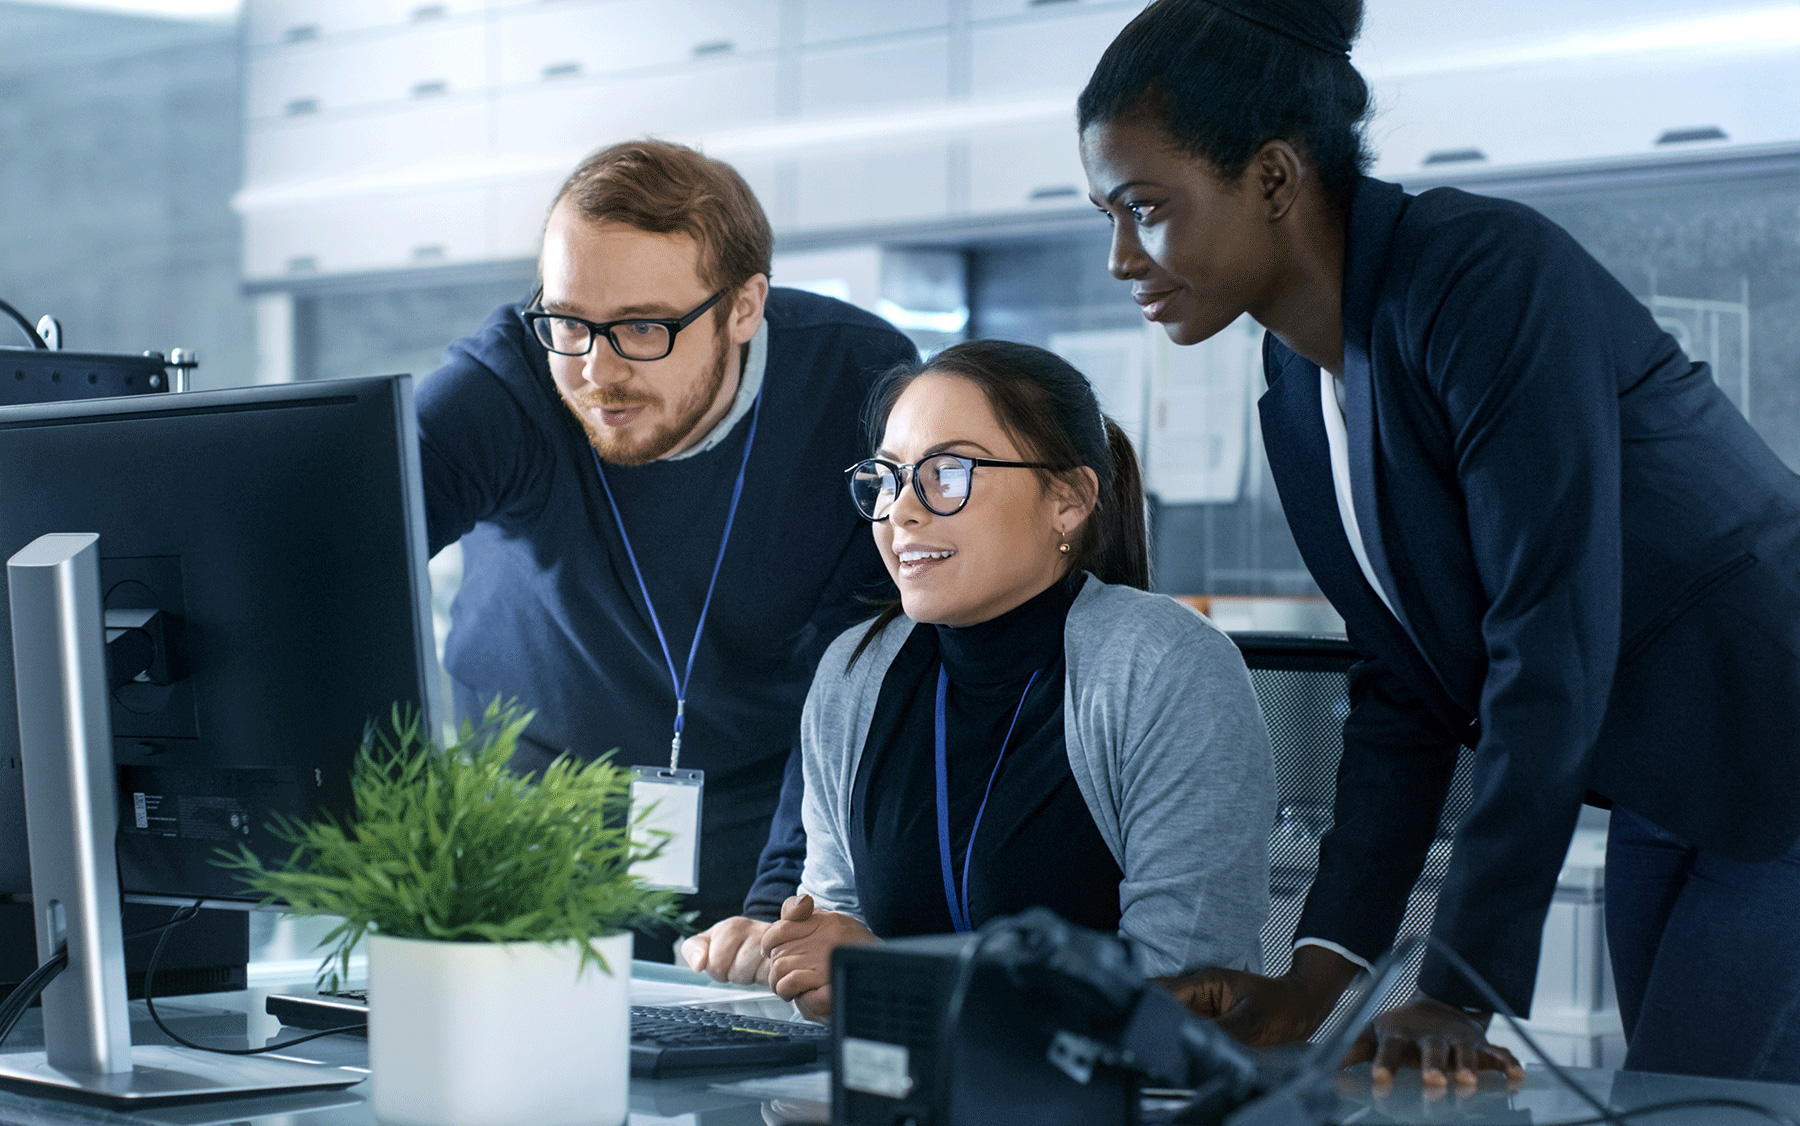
[564,332,732,467]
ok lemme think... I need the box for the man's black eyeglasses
[845,454,1064,521]
[522,288,726,361]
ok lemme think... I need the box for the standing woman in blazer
[1077,0,1800,1087]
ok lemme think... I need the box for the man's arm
[697,313,911,968]
[738,467,899,914]
[415,325,552,556]
[741,739,806,922]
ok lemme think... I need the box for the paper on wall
[1143,315,1260,504]
[1048,328,1150,453]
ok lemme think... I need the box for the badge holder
[629,766,704,894]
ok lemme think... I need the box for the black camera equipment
[831,908,1414,1126]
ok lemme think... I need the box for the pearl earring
[1058,537,1071,555]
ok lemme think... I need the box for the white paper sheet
[1048,328,1150,453]
[711,1068,831,1103]
[629,977,781,1008]
[1143,315,1260,504]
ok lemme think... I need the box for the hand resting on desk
[762,893,878,1022]
[680,916,775,985]
[1158,945,1522,1089]
[1341,995,1524,1090]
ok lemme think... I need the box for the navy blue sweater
[417,288,914,924]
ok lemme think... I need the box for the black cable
[143,901,366,1054]
[0,905,246,1045]
[0,945,69,1045]
[0,299,47,349]
[126,913,203,942]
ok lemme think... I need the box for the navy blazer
[1261,177,1800,1015]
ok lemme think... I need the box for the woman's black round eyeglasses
[522,288,726,361]
[845,454,1062,521]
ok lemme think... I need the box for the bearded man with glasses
[417,140,916,952]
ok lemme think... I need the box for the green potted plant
[221,703,685,1126]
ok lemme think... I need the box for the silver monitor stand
[0,533,360,1107]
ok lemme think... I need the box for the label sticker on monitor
[841,1037,913,1099]
[629,767,703,893]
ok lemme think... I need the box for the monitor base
[0,1045,362,1108]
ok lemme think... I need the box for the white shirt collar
[661,321,767,462]
[1320,368,1400,620]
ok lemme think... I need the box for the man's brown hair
[553,139,773,296]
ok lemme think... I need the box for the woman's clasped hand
[761,894,878,1022]
[680,895,875,1022]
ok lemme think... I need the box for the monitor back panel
[0,376,435,900]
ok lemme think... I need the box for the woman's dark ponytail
[1092,416,1150,591]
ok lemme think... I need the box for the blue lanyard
[933,663,1042,934]
[590,385,765,770]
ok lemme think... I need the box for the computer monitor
[0,374,439,902]
[0,346,242,1003]
[0,374,438,1104]
[0,344,178,898]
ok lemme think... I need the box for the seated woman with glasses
[739,338,1277,1021]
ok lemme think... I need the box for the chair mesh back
[1233,633,1473,1041]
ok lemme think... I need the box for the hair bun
[1079,0,1373,212]
[1310,0,1364,44]
[1203,0,1356,56]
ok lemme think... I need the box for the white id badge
[629,767,703,893]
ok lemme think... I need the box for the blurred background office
[4,0,1799,623]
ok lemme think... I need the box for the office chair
[1229,632,1474,1042]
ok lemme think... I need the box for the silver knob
[167,349,197,393]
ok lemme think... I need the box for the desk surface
[1,963,1797,1126]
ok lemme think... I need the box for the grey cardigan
[797,574,1276,977]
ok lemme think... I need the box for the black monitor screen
[0,375,437,901]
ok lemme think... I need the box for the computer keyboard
[627,1005,829,1076]
[265,990,829,1077]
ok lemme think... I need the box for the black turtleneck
[849,575,1124,937]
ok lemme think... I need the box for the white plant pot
[367,932,632,1126]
